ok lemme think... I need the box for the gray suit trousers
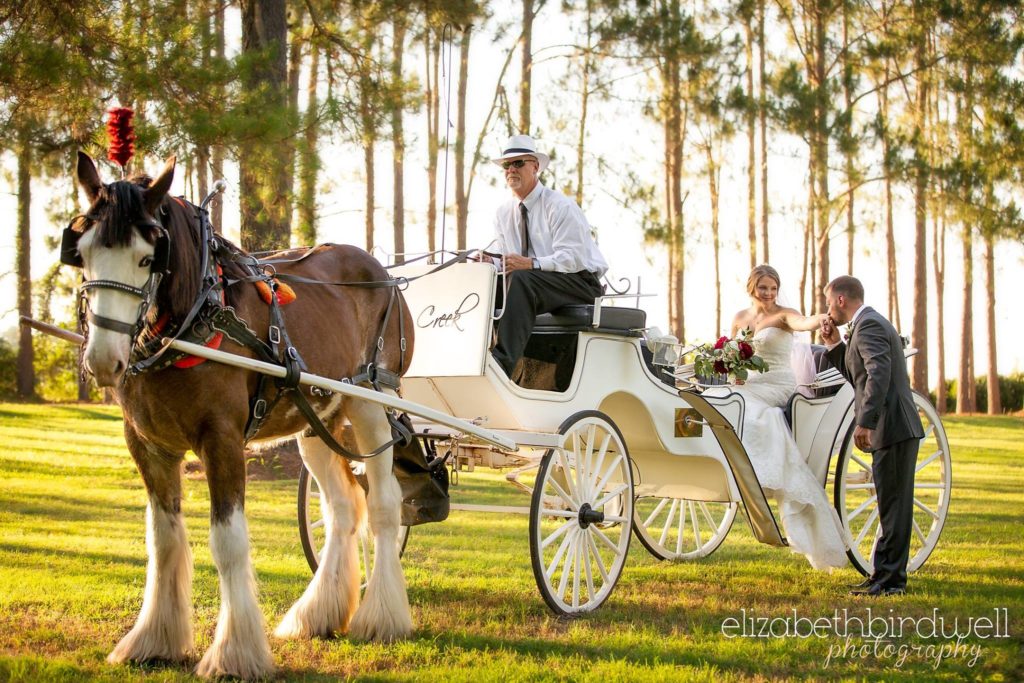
[870,436,920,589]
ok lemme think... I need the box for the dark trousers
[492,269,603,375]
[870,437,920,589]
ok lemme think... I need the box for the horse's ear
[144,156,176,215]
[76,151,102,203]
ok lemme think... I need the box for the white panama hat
[491,134,550,173]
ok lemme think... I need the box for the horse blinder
[60,218,86,268]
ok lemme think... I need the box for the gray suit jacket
[826,307,924,451]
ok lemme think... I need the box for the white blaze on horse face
[78,227,157,386]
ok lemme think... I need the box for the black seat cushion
[533,305,646,336]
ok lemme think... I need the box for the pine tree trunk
[758,0,769,263]
[813,6,830,315]
[984,235,1000,414]
[520,0,534,132]
[956,230,974,413]
[239,0,291,250]
[285,3,304,239]
[392,19,407,264]
[425,28,440,255]
[296,43,319,245]
[707,145,721,334]
[211,0,225,232]
[454,26,471,250]
[933,212,946,413]
[745,15,756,269]
[16,135,34,399]
[843,0,854,274]
[575,0,593,207]
[910,0,930,393]
[364,126,375,251]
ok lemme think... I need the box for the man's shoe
[849,577,875,590]
[851,582,906,597]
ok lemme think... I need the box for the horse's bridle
[61,214,171,343]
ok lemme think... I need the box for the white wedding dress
[709,327,849,570]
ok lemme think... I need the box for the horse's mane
[90,176,247,323]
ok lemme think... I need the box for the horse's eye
[139,256,154,268]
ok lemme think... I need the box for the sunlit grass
[0,403,1021,681]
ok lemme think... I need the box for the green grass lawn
[0,403,1021,681]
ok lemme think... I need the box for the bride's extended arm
[782,309,827,332]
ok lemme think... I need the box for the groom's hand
[853,425,874,451]
[820,317,840,345]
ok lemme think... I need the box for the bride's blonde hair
[746,264,781,298]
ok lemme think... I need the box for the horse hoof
[195,641,274,681]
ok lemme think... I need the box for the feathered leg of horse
[108,425,194,664]
[346,396,413,642]
[194,427,274,680]
[275,432,363,638]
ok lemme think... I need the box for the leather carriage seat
[533,305,647,337]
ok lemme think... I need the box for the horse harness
[62,195,415,462]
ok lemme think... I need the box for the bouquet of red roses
[692,327,769,382]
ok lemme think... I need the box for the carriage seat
[783,344,842,427]
[532,305,646,337]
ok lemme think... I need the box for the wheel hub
[578,502,605,529]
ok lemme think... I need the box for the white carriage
[293,261,951,615]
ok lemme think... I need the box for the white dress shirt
[492,182,608,276]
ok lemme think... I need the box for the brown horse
[70,152,414,679]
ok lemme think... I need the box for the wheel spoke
[643,497,670,528]
[548,476,579,512]
[592,452,625,498]
[912,517,927,545]
[592,523,620,553]
[311,519,325,530]
[603,515,629,523]
[546,526,575,580]
[589,432,612,496]
[583,534,596,602]
[699,502,718,530]
[846,483,877,491]
[916,449,942,472]
[914,483,946,490]
[577,425,596,500]
[921,423,935,440]
[659,499,678,546]
[913,497,939,520]
[586,532,610,582]
[541,518,577,550]
[848,495,878,522]
[851,453,871,472]
[689,501,702,551]
[593,482,630,511]
[675,499,689,555]
[856,508,880,545]
[557,448,580,504]
[572,535,583,608]
[557,530,577,601]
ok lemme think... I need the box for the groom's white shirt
[826,304,868,351]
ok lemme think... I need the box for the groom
[820,276,924,597]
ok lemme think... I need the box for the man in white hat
[485,134,608,376]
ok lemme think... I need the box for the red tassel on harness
[106,107,136,171]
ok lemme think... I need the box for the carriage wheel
[298,464,410,588]
[833,392,951,576]
[633,497,737,561]
[529,410,634,615]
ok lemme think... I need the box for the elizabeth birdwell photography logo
[720,608,1010,669]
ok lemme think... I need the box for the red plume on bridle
[106,106,136,173]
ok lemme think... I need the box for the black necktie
[519,202,530,256]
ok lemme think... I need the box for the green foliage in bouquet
[692,328,769,382]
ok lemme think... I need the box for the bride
[710,264,848,570]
